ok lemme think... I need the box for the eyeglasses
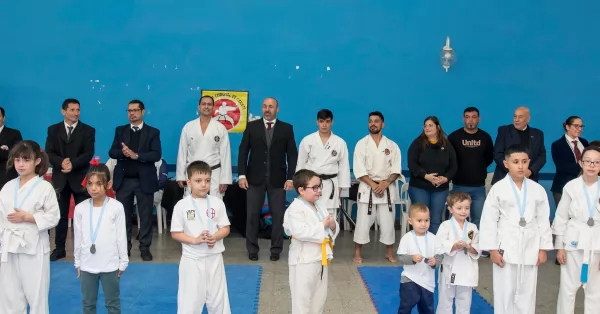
[569,124,584,129]
[582,160,600,167]
[126,109,142,113]
[304,184,323,192]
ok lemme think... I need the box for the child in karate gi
[0,140,60,314]
[283,169,339,314]
[74,159,128,314]
[436,191,480,314]
[397,203,443,314]
[479,145,553,314]
[552,146,600,314]
[171,160,231,314]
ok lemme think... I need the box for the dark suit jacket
[238,119,298,187]
[0,126,23,188]
[492,124,546,184]
[45,121,95,191]
[109,123,162,194]
[550,136,589,193]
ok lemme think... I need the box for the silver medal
[519,217,526,227]
[588,218,595,227]
[90,244,96,254]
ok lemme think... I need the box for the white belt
[1,229,28,263]
[498,219,530,310]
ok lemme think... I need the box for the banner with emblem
[201,90,249,133]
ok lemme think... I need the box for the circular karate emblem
[206,208,216,219]
[212,98,242,130]
[331,150,337,157]
[384,148,390,155]
[214,136,220,142]
[468,230,474,240]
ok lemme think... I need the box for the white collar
[65,121,78,130]
[131,122,144,130]
[564,134,579,143]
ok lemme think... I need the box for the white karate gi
[171,195,231,314]
[73,197,129,274]
[283,198,340,314]
[176,119,232,199]
[479,176,553,314]
[436,219,480,314]
[296,132,351,215]
[352,135,401,245]
[0,177,60,314]
[551,177,600,314]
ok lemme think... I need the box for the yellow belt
[291,236,334,266]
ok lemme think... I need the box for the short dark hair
[62,98,80,110]
[368,111,384,122]
[186,160,212,178]
[316,109,333,120]
[0,107,5,117]
[200,95,214,105]
[504,144,529,159]
[446,191,472,208]
[464,107,479,115]
[293,169,319,193]
[128,99,145,110]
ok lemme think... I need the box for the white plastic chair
[485,172,494,195]
[396,179,411,238]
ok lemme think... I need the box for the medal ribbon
[581,178,600,225]
[190,196,212,234]
[450,217,468,243]
[508,176,527,222]
[89,197,109,248]
[411,230,429,258]
[13,176,42,209]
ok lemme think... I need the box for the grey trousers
[80,270,121,314]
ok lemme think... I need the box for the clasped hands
[121,143,138,160]
[322,216,336,230]
[413,254,436,266]
[452,240,473,252]
[7,208,32,223]
[193,230,217,248]
[370,180,390,196]
[61,158,72,173]
[424,173,448,187]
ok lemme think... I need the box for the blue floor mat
[358,266,493,314]
[49,262,262,314]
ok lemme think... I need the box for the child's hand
[412,255,423,263]
[556,249,566,265]
[206,235,217,248]
[427,257,436,266]
[452,241,465,251]
[322,218,329,228]
[327,216,336,229]
[490,250,505,268]
[537,250,547,266]
[77,268,80,278]
[193,235,207,245]
[118,270,124,278]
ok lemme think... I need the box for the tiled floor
[54,228,584,313]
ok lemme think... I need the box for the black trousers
[116,178,154,250]
[55,183,89,250]
[245,181,286,255]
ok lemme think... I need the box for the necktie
[573,140,582,161]
[67,126,73,141]
[266,122,272,131]
[132,126,139,132]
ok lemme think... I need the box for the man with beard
[238,97,298,261]
[176,95,232,199]
[447,107,494,228]
[352,111,401,264]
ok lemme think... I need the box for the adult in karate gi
[552,146,600,314]
[0,140,60,314]
[296,109,351,216]
[479,145,553,314]
[352,111,401,264]
[176,95,232,199]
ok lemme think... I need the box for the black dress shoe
[141,249,153,261]
[270,254,280,261]
[50,249,66,262]
[249,253,258,261]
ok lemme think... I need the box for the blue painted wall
[1,1,599,173]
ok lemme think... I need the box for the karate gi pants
[0,249,50,314]
[184,168,223,199]
[353,202,395,245]
[436,273,473,314]
[492,263,538,314]
[557,250,600,314]
[177,254,231,314]
[289,261,328,314]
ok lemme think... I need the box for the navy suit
[492,124,546,184]
[109,123,162,251]
[550,136,588,205]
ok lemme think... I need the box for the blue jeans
[398,281,434,314]
[408,186,449,234]
[452,185,486,228]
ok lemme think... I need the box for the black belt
[367,181,392,215]
[319,173,337,199]
[211,163,221,170]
